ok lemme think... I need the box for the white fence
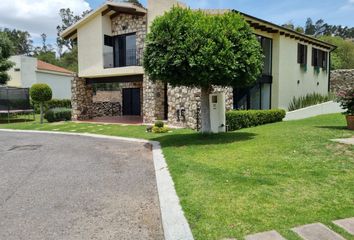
[284,101,344,121]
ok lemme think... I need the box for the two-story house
[61,0,335,129]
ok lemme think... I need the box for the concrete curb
[0,129,194,240]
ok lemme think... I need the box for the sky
[0,0,353,50]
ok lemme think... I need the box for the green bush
[33,99,71,113]
[44,108,72,123]
[226,109,286,131]
[288,93,335,111]
[30,84,52,102]
[154,120,164,128]
[152,126,169,133]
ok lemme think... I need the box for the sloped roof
[37,60,74,75]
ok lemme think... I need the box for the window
[312,48,328,69]
[103,33,137,68]
[257,36,272,76]
[297,43,308,65]
[233,83,271,110]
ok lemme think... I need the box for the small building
[61,0,336,129]
[7,55,74,99]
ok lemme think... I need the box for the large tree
[143,7,263,133]
[56,8,91,55]
[0,28,33,55]
[0,33,14,85]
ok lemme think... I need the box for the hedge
[44,108,72,123]
[33,99,71,114]
[226,109,286,131]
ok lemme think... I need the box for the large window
[104,33,137,68]
[257,36,272,76]
[233,83,271,110]
[297,43,308,65]
[312,48,328,69]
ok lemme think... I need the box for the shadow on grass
[0,118,35,124]
[316,126,348,130]
[152,131,257,147]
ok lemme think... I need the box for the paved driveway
[0,131,163,240]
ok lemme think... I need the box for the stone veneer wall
[111,13,147,65]
[167,86,233,129]
[143,76,166,123]
[72,77,93,120]
[72,76,143,120]
[330,69,354,94]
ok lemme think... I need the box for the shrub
[288,93,335,111]
[152,126,169,133]
[44,108,72,123]
[154,120,164,128]
[337,88,354,115]
[226,109,286,131]
[30,84,52,102]
[33,99,71,114]
[30,83,52,124]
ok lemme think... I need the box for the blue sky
[87,0,354,27]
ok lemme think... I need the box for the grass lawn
[1,114,353,240]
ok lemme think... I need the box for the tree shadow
[152,131,257,147]
[0,117,35,124]
[316,126,348,130]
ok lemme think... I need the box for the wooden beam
[102,6,113,16]
[64,29,77,40]
[86,74,144,84]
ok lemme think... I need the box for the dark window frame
[312,47,328,69]
[256,34,273,77]
[104,32,137,68]
[297,43,308,65]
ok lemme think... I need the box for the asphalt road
[0,131,163,240]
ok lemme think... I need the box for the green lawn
[1,114,353,240]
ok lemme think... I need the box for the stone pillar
[143,75,166,123]
[71,76,93,121]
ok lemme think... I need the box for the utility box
[209,92,226,133]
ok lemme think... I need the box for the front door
[122,88,141,115]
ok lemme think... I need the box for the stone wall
[331,69,354,93]
[93,91,121,102]
[111,13,147,65]
[167,86,233,129]
[143,76,166,123]
[91,102,121,117]
[72,76,143,120]
[71,77,93,120]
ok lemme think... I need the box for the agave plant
[288,93,335,111]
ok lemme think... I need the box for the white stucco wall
[7,56,37,88]
[78,14,104,77]
[7,55,72,99]
[7,56,22,87]
[276,37,330,110]
[36,71,72,99]
[147,0,182,29]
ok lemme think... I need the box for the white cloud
[340,0,354,10]
[0,0,91,46]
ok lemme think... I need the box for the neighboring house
[7,55,74,99]
[61,0,336,129]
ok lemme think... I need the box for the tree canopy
[144,7,263,89]
[0,33,14,85]
[144,7,263,132]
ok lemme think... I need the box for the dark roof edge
[233,10,336,50]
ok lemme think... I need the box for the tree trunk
[200,86,211,133]
[40,102,44,124]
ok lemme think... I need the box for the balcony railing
[103,47,143,69]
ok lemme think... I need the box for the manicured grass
[1,114,353,240]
